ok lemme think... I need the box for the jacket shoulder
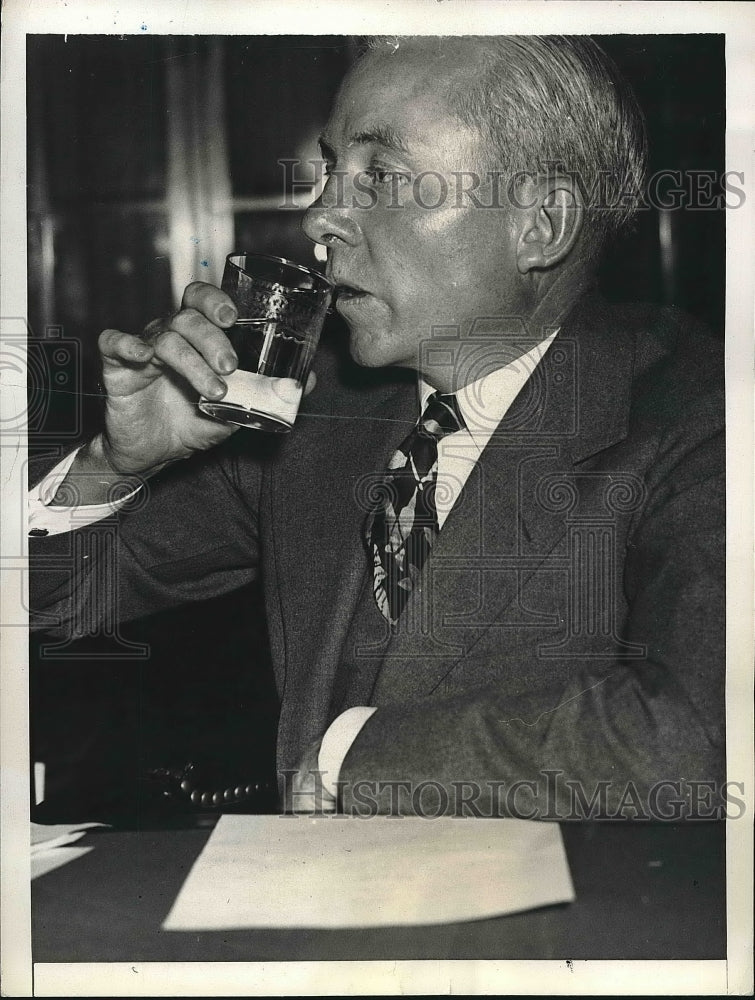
[608,299,721,380]
[600,300,724,430]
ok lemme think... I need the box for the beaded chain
[146,762,275,811]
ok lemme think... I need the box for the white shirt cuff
[318,706,378,799]
[28,446,142,537]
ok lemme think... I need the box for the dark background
[27,34,726,820]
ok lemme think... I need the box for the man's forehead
[323,40,482,153]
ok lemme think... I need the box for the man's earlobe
[516,183,584,274]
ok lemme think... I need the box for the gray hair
[363,36,648,252]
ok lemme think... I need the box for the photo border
[2,1,753,996]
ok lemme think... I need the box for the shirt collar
[418,330,558,453]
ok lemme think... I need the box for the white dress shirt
[28,331,557,799]
[28,447,143,535]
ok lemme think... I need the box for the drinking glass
[198,252,333,432]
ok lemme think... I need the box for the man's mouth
[333,282,374,315]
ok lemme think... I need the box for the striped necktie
[366,391,465,624]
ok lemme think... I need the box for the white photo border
[1,1,753,996]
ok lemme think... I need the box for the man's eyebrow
[349,125,413,156]
[317,124,413,159]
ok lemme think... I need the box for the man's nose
[302,182,362,249]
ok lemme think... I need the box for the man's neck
[417,270,593,394]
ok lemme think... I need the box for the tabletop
[31,818,726,963]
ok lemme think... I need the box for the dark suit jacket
[30,293,725,816]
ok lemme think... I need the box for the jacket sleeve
[28,442,264,640]
[338,391,726,819]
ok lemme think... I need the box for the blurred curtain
[166,37,234,301]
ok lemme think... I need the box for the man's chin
[347,329,395,369]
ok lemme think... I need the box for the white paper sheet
[31,845,93,880]
[163,815,574,931]
[31,821,108,850]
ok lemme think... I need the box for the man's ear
[516,178,585,274]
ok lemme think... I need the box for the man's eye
[365,168,411,187]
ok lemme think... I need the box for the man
[29,35,724,818]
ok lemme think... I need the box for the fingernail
[219,352,237,373]
[218,305,236,325]
[208,378,226,397]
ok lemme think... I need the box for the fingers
[173,308,238,373]
[102,280,241,400]
[152,307,237,368]
[100,279,318,406]
[181,281,238,328]
[155,306,241,396]
[99,328,156,366]
[99,321,230,402]
[151,328,229,400]
[100,323,319,405]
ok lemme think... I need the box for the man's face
[302,41,525,378]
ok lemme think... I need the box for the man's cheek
[411,170,451,212]
[408,195,466,238]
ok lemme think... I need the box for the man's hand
[96,281,243,477]
[47,282,241,506]
[48,281,317,506]
[282,739,337,815]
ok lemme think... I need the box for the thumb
[304,369,317,396]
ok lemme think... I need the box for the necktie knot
[418,391,465,440]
